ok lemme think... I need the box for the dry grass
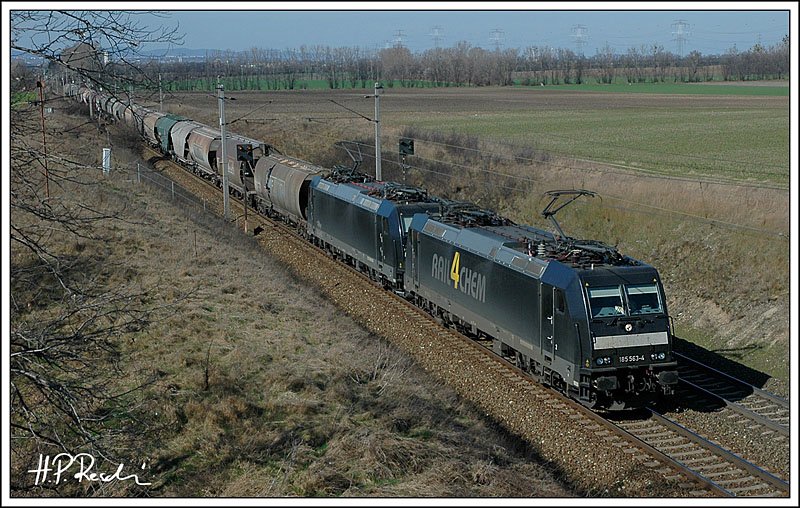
[10,104,575,498]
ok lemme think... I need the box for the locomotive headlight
[595,357,612,366]
[624,323,634,333]
[650,352,666,361]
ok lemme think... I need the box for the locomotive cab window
[588,286,624,318]
[400,213,415,234]
[625,284,663,315]
[555,289,566,314]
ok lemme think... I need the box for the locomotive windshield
[588,283,664,318]
[625,283,663,315]
[588,286,625,318]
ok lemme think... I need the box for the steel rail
[677,379,789,437]
[641,408,790,496]
[674,352,789,437]
[674,352,788,406]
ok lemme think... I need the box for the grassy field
[389,93,788,185]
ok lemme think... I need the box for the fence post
[171,181,175,199]
[137,163,141,183]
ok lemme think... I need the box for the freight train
[65,83,678,409]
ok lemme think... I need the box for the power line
[595,199,788,240]
[258,115,785,191]
[527,130,787,174]
[390,133,787,189]
[600,194,787,239]
[357,144,788,239]
[123,94,789,190]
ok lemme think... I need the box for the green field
[391,94,789,185]
[11,91,37,107]
[167,75,789,96]
[167,77,457,92]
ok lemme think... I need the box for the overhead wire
[160,91,788,185]
[392,134,787,190]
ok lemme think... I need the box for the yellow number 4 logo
[450,252,461,288]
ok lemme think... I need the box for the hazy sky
[145,3,791,56]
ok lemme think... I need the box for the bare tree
[11,11,182,99]
[10,10,184,494]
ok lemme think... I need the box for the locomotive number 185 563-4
[619,354,645,363]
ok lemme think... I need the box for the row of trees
[16,32,787,95]
[136,36,790,92]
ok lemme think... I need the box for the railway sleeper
[659,443,696,452]
[714,476,757,486]
[729,485,776,496]
[701,468,742,478]
[692,462,731,472]
[670,449,709,459]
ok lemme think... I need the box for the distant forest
[25,36,790,93]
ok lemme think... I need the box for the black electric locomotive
[307,167,441,288]
[403,201,678,409]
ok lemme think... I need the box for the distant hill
[139,47,216,58]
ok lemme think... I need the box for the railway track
[611,409,790,497]
[137,147,788,498]
[675,352,790,440]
